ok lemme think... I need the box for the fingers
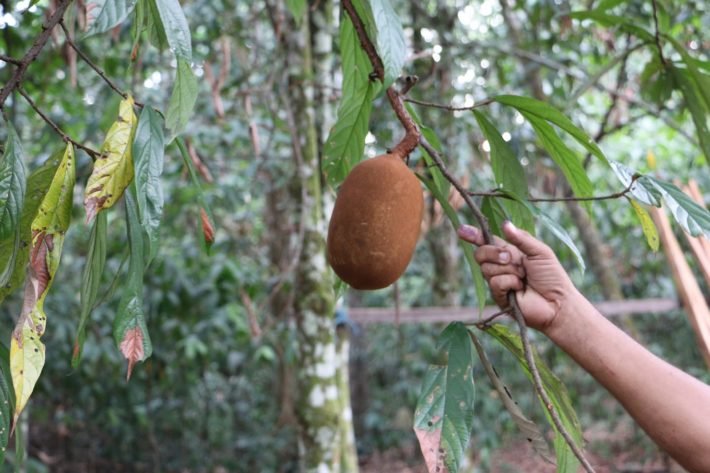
[489,274,524,308]
[502,221,553,258]
[456,224,485,245]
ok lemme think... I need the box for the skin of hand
[456,221,577,333]
[457,220,710,472]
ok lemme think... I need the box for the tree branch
[17,87,100,158]
[651,0,667,65]
[0,54,21,66]
[404,97,494,112]
[342,0,419,160]
[0,0,74,109]
[59,20,145,109]
[469,176,640,203]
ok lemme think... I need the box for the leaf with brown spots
[10,144,75,426]
[84,96,137,223]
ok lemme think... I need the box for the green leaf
[166,58,199,142]
[32,143,75,235]
[133,106,165,261]
[628,198,660,251]
[369,0,406,88]
[153,0,192,60]
[72,211,107,368]
[567,11,655,42]
[0,151,63,304]
[670,66,710,163]
[645,177,710,238]
[520,111,594,201]
[481,196,506,236]
[84,0,139,36]
[405,103,448,195]
[486,324,584,473]
[473,111,535,233]
[142,0,170,50]
[84,96,138,223]
[665,35,710,111]
[419,175,486,313]
[285,0,307,24]
[608,160,660,206]
[113,188,152,380]
[0,122,26,286]
[536,210,586,273]
[494,95,609,167]
[0,341,13,463]
[414,322,475,473]
[323,13,381,186]
[0,123,26,241]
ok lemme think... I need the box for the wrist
[540,287,588,340]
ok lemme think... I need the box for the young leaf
[520,111,594,201]
[370,0,406,88]
[628,198,660,251]
[646,177,710,238]
[11,142,75,426]
[84,0,139,36]
[419,175,486,313]
[495,95,609,167]
[133,106,165,261]
[152,0,192,60]
[72,211,107,368]
[176,138,216,250]
[0,122,26,286]
[486,324,584,473]
[166,58,198,142]
[114,189,152,380]
[0,151,63,304]
[84,96,138,223]
[322,13,381,186]
[414,322,475,473]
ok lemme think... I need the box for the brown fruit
[327,153,424,290]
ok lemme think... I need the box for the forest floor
[359,434,687,473]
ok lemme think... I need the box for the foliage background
[0,0,708,471]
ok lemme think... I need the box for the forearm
[546,290,710,472]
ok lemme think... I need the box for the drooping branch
[0,0,74,109]
[341,0,419,160]
[17,87,100,158]
[59,21,145,109]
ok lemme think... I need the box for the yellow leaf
[629,199,660,251]
[10,231,65,426]
[84,96,137,223]
[646,150,657,170]
[10,308,46,426]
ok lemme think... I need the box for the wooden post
[650,206,710,369]
[682,181,710,288]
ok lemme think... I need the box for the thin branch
[469,175,640,203]
[0,0,74,108]
[404,97,494,112]
[17,87,101,158]
[473,307,513,329]
[651,0,667,65]
[59,20,144,109]
[0,54,21,66]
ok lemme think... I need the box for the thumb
[502,221,550,258]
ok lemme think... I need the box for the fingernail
[503,220,517,232]
[457,225,479,239]
[499,251,510,263]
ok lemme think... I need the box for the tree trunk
[285,3,358,470]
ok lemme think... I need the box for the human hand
[457,221,578,333]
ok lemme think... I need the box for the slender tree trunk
[284,4,358,470]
